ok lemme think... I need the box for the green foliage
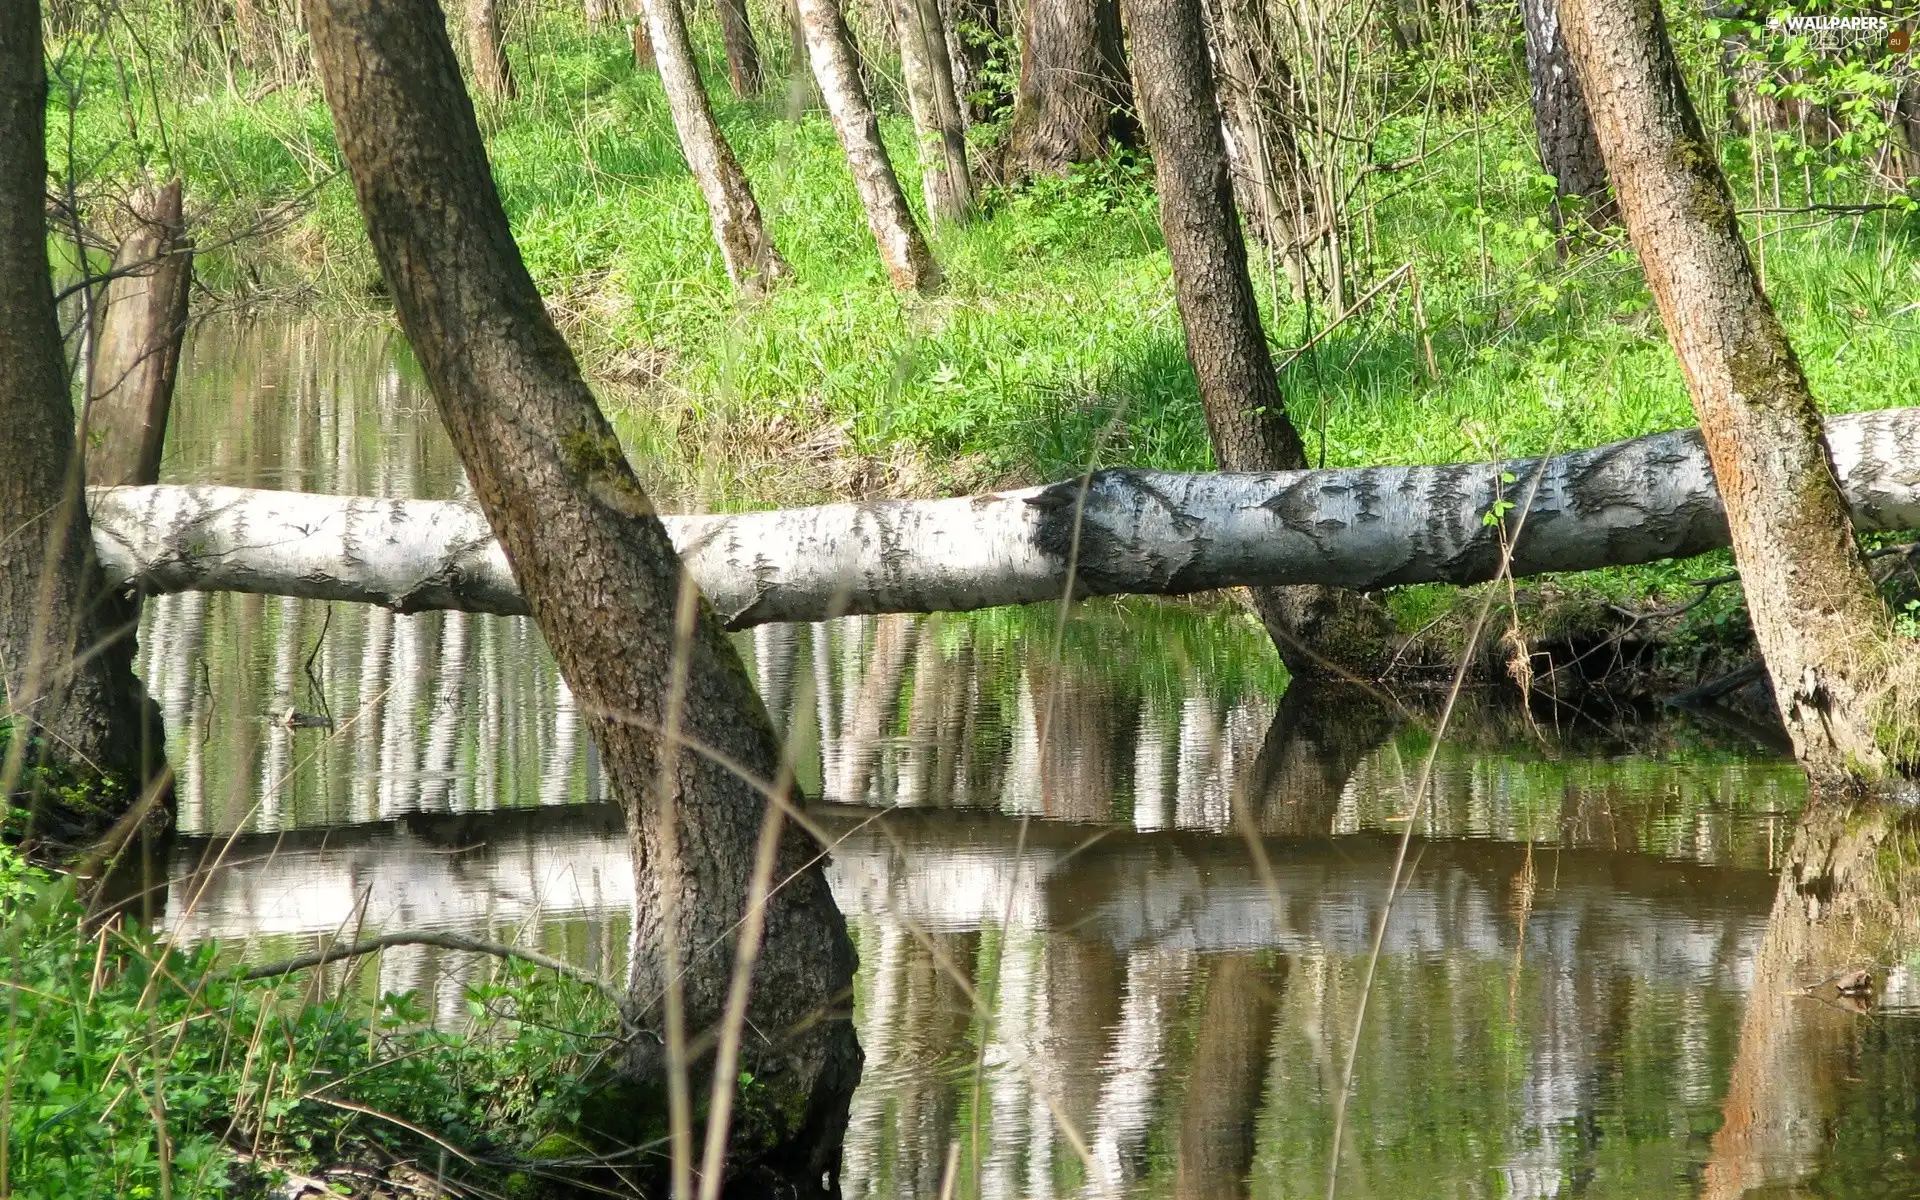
[0,844,619,1197]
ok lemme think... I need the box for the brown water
[153,317,1920,1198]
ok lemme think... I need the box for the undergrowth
[0,842,619,1198]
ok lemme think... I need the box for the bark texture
[304,0,860,1184]
[1518,0,1614,230]
[714,0,765,96]
[886,0,973,225]
[1003,0,1134,180]
[645,0,789,293]
[90,407,1920,625]
[466,0,514,99]
[795,0,942,291]
[1560,0,1907,783]
[1205,0,1316,296]
[0,0,167,846]
[1126,0,1391,679]
[86,179,193,488]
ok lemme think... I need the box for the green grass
[45,6,1920,586]
[0,841,623,1198]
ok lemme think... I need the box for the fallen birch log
[90,408,1920,628]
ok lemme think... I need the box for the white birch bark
[89,409,1920,626]
[793,0,943,290]
[644,0,789,293]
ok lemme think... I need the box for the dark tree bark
[467,0,515,99]
[1002,0,1135,181]
[1561,0,1910,783]
[714,0,766,96]
[87,178,193,488]
[1518,0,1615,230]
[795,0,943,291]
[1125,0,1392,680]
[303,0,861,1185]
[943,0,1002,127]
[0,0,168,848]
[644,0,789,293]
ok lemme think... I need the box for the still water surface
[150,318,1920,1197]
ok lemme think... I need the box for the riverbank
[50,11,1920,694]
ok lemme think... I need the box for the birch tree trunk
[86,178,193,488]
[467,0,515,99]
[1518,0,1614,232]
[89,407,1920,627]
[1126,0,1392,679]
[714,0,765,95]
[645,0,789,293]
[304,0,861,1187]
[795,0,943,290]
[1003,0,1135,181]
[1560,0,1913,784]
[886,0,973,225]
[0,0,168,849]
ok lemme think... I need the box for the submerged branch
[90,408,1920,626]
[240,929,623,1005]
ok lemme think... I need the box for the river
[144,316,1920,1198]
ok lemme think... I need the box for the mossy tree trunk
[1003,0,1134,182]
[794,0,943,291]
[0,0,169,849]
[1561,0,1910,784]
[304,0,862,1186]
[644,0,789,293]
[1125,0,1393,680]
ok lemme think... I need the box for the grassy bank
[0,841,623,1198]
[47,6,1920,660]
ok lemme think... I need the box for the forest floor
[55,16,1920,692]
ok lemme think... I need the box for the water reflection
[150,315,1920,1196]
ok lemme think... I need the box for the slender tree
[1518,0,1615,231]
[644,0,789,293]
[714,0,766,96]
[1560,0,1913,783]
[303,0,862,1187]
[87,178,193,488]
[1,0,168,847]
[1126,0,1393,678]
[1206,0,1317,297]
[794,0,942,290]
[1003,0,1135,181]
[887,0,973,225]
[467,0,515,99]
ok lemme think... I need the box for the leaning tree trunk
[0,0,168,850]
[714,0,766,95]
[1125,0,1391,680]
[467,0,515,99]
[1002,0,1135,181]
[644,0,789,293]
[1517,0,1614,232]
[304,0,861,1188]
[1561,0,1911,784]
[794,0,942,291]
[87,178,193,488]
[886,0,973,225]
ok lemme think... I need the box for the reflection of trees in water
[1706,800,1920,1199]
